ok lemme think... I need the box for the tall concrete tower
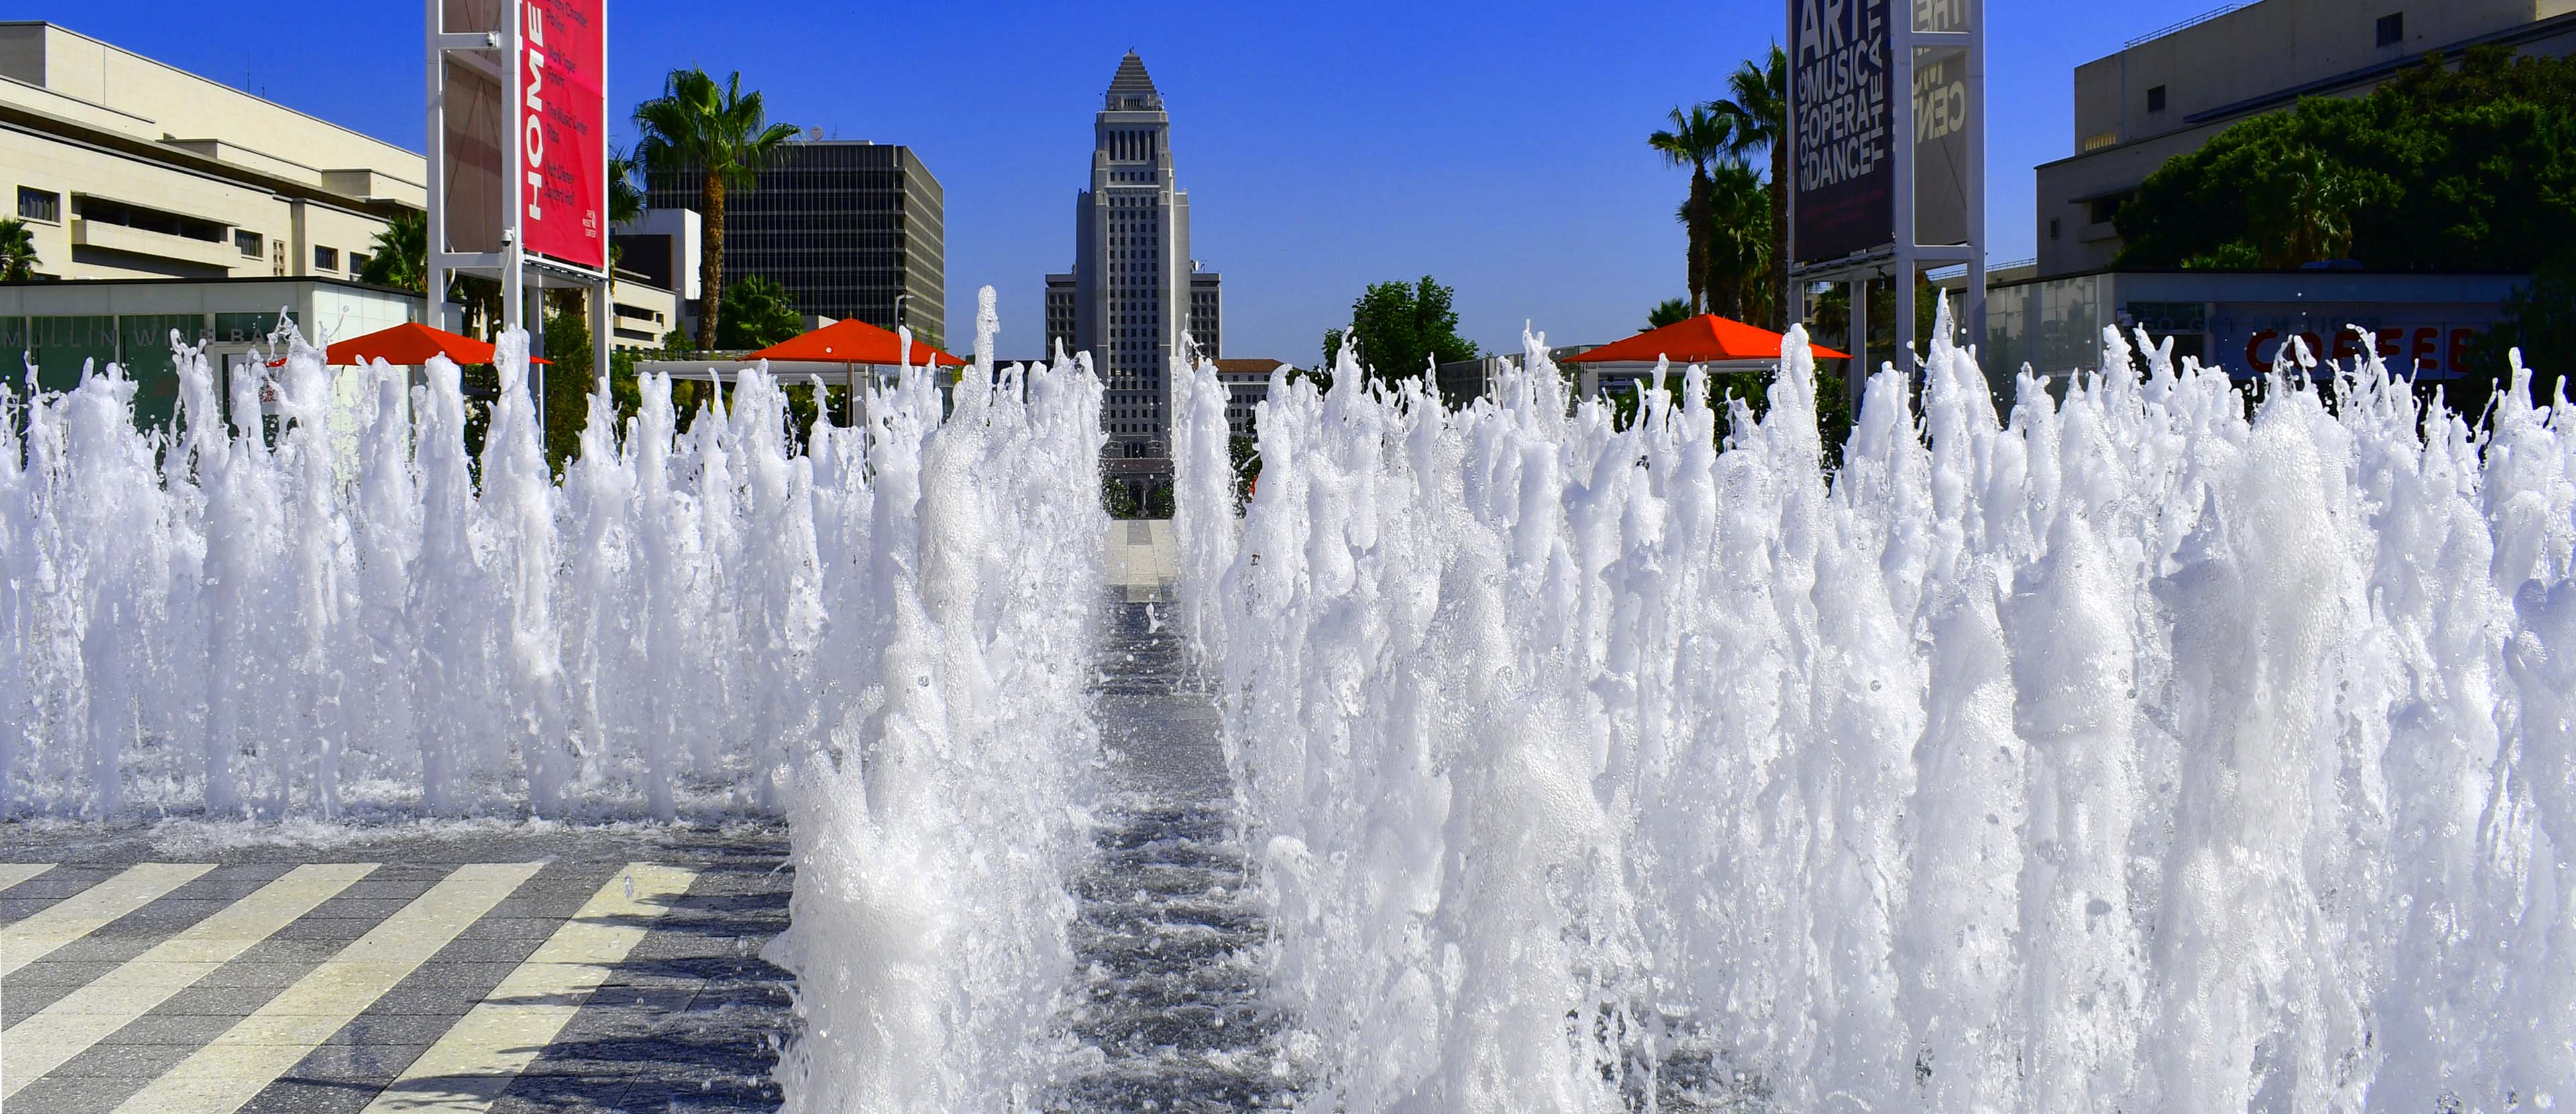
[1046,52,1219,485]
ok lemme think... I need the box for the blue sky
[33,0,2214,361]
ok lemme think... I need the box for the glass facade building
[648,142,946,347]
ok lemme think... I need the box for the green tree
[0,217,41,281]
[539,307,643,473]
[1646,297,1692,330]
[607,146,647,229]
[360,209,503,335]
[2466,268,2576,408]
[1229,434,1260,508]
[1703,159,1774,323]
[1718,44,1788,327]
[1101,475,1140,519]
[633,68,800,350]
[1649,103,1733,317]
[604,145,647,277]
[1320,276,1480,385]
[2116,47,2576,273]
[715,274,802,350]
[359,210,427,292]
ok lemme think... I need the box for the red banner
[519,0,606,271]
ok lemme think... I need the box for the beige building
[2,20,676,415]
[1,21,425,283]
[2035,0,2576,277]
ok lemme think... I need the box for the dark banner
[1790,0,1893,265]
[1911,0,1975,247]
[1912,45,1970,246]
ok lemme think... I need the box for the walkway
[1055,598,1291,1111]
[0,825,792,1113]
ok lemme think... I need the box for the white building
[1043,52,1222,466]
[2035,0,2576,278]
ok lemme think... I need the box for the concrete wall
[2072,0,2558,150]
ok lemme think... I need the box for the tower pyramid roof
[1107,52,1159,98]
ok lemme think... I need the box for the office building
[1208,358,1284,440]
[2036,0,2576,278]
[647,140,945,347]
[1046,52,1222,466]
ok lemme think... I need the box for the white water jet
[769,290,1110,1111]
[3,289,1110,1105]
[1178,301,2576,1111]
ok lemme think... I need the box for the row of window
[14,186,366,276]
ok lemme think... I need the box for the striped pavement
[0,831,790,1113]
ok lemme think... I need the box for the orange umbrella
[267,321,549,366]
[746,318,966,366]
[1561,314,1849,364]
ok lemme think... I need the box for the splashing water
[1175,302,2576,1111]
[768,289,1112,1111]
[0,291,1112,1109]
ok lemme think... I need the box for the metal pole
[1851,274,1870,401]
[1966,0,1990,358]
[592,276,610,397]
[529,276,545,432]
[1784,0,1799,334]
[592,0,611,407]
[503,0,537,428]
[1892,0,1917,381]
[424,0,447,332]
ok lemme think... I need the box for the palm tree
[604,145,647,288]
[608,146,647,229]
[0,217,39,281]
[1645,297,1691,331]
[360,210,502,335]
[633,68,798,350]
[1718,45,1786,327]
[2261,146,2368,267]
[1704,160,1774,323]
[1649,103,1733,317]
[359,211,427,293]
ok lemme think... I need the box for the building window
[17,187,60,223]
[2049,217,2061,241]
[236,230,262,257]
[314,246,338,271]
[350,252,370,276]
[2088,196,2123,225]
[2377,12,2403,46]
[2145,85,2166,113]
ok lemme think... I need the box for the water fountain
[1175,305,2576,1111]
[12,275,2574,1111]
[0,288,1114,1110]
